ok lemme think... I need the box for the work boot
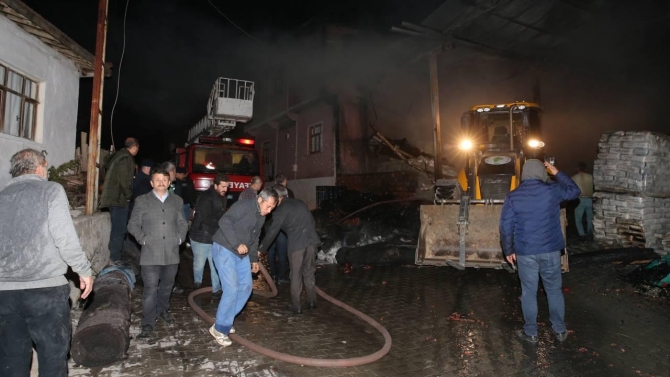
[137,325,153,339]
[278,278,290,285]
[209,325,232,347]
[211,290,222,299]
[307,302,317,310]
[172,285,185,294]
[193,283,202,291]
[556,331,569,342]
[159,311,175,324]
[286,304,302,314]
[515,329,538,344]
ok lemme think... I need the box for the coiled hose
[188,262,392,367]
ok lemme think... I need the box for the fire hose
[188,262,392,367]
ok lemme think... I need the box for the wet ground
[68,250,670,377]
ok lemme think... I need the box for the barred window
[0,64,39,141]
[309,123,322,154]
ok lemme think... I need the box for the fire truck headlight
[459,139,473,150]
[528,139,545,148]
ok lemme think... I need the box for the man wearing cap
[500,159,580,344]
[101,137,139,262]
[175,167,196,221]
[133,159,154,202]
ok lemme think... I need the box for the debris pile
[592,131,670,251]
[622,254,670,297]
[314,191,426,265]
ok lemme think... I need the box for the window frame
[308,122,323,154]
[0,63,39,141]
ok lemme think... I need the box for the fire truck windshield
[192,146,260,176]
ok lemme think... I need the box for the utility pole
[85,0,109,215]
[429,51,442,181]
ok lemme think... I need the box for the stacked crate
[592,131,670,251]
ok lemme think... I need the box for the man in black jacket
[175,167,196,221]
[190,173,229,297]
[208,188,278,347]
[259,185,321,314]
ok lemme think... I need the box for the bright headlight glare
[459,140,473,150]
[518,105,526,109]
[483,107,490,112]
[476,108,483,113]
[528,139,545,148]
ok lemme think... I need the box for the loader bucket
[416,204,569,271]
[416,204,506,268]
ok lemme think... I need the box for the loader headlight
[528,139,545,148]
[459,139,473,150]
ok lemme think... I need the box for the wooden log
[71,270,131,367]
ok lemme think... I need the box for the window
[0,64,39,141]
[309,123,322,154]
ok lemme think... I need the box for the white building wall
[289,176,336,210]
[0,14,81,188]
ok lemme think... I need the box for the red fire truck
[174,78,260,206]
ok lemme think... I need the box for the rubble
[594,131,670,197]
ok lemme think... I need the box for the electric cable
[109,0,130,151]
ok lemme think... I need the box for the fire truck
[174,77,260,206]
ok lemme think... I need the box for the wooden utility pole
[85,0,109,215]
[429,51,442,181]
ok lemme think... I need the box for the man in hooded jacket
[500,159,580,344]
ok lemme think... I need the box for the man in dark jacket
[208,188,277,347]
[259,185,321,314]
[175,167,196,221]
[190,173,229,297]
[132,159,154,201]
[265,173,293,285]
[500,159,580,344]
[101,137,139,261]
[128,167,188,339]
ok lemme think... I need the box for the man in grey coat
[259,185,321,314]
[208,188,278,347]
[0,149,94,376]
[128,167,188,339]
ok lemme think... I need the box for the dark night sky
[18,0,670,169]
[21,0,443,162]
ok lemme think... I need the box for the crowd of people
[0,137,595,373]
[99,138,319,343]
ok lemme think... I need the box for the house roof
[0,0,95,76]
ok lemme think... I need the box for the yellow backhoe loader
[416,102,568,271]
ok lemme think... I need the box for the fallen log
[71,270,132,367]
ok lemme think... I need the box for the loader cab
[458,102,543,199]
[460,102,543,157]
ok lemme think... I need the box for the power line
[109,0,130,150]
[206,0,266,46]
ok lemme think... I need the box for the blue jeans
[517,251,566,336]
[183,204,190,222]
[108,204,129,261]
[141,264,178,328]
[212,242,252,335]
[0,285,71,377]
[574,198,593,236]
[191,239,221,293]
[268,231,288,279]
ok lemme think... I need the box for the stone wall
[71,211,111,275]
